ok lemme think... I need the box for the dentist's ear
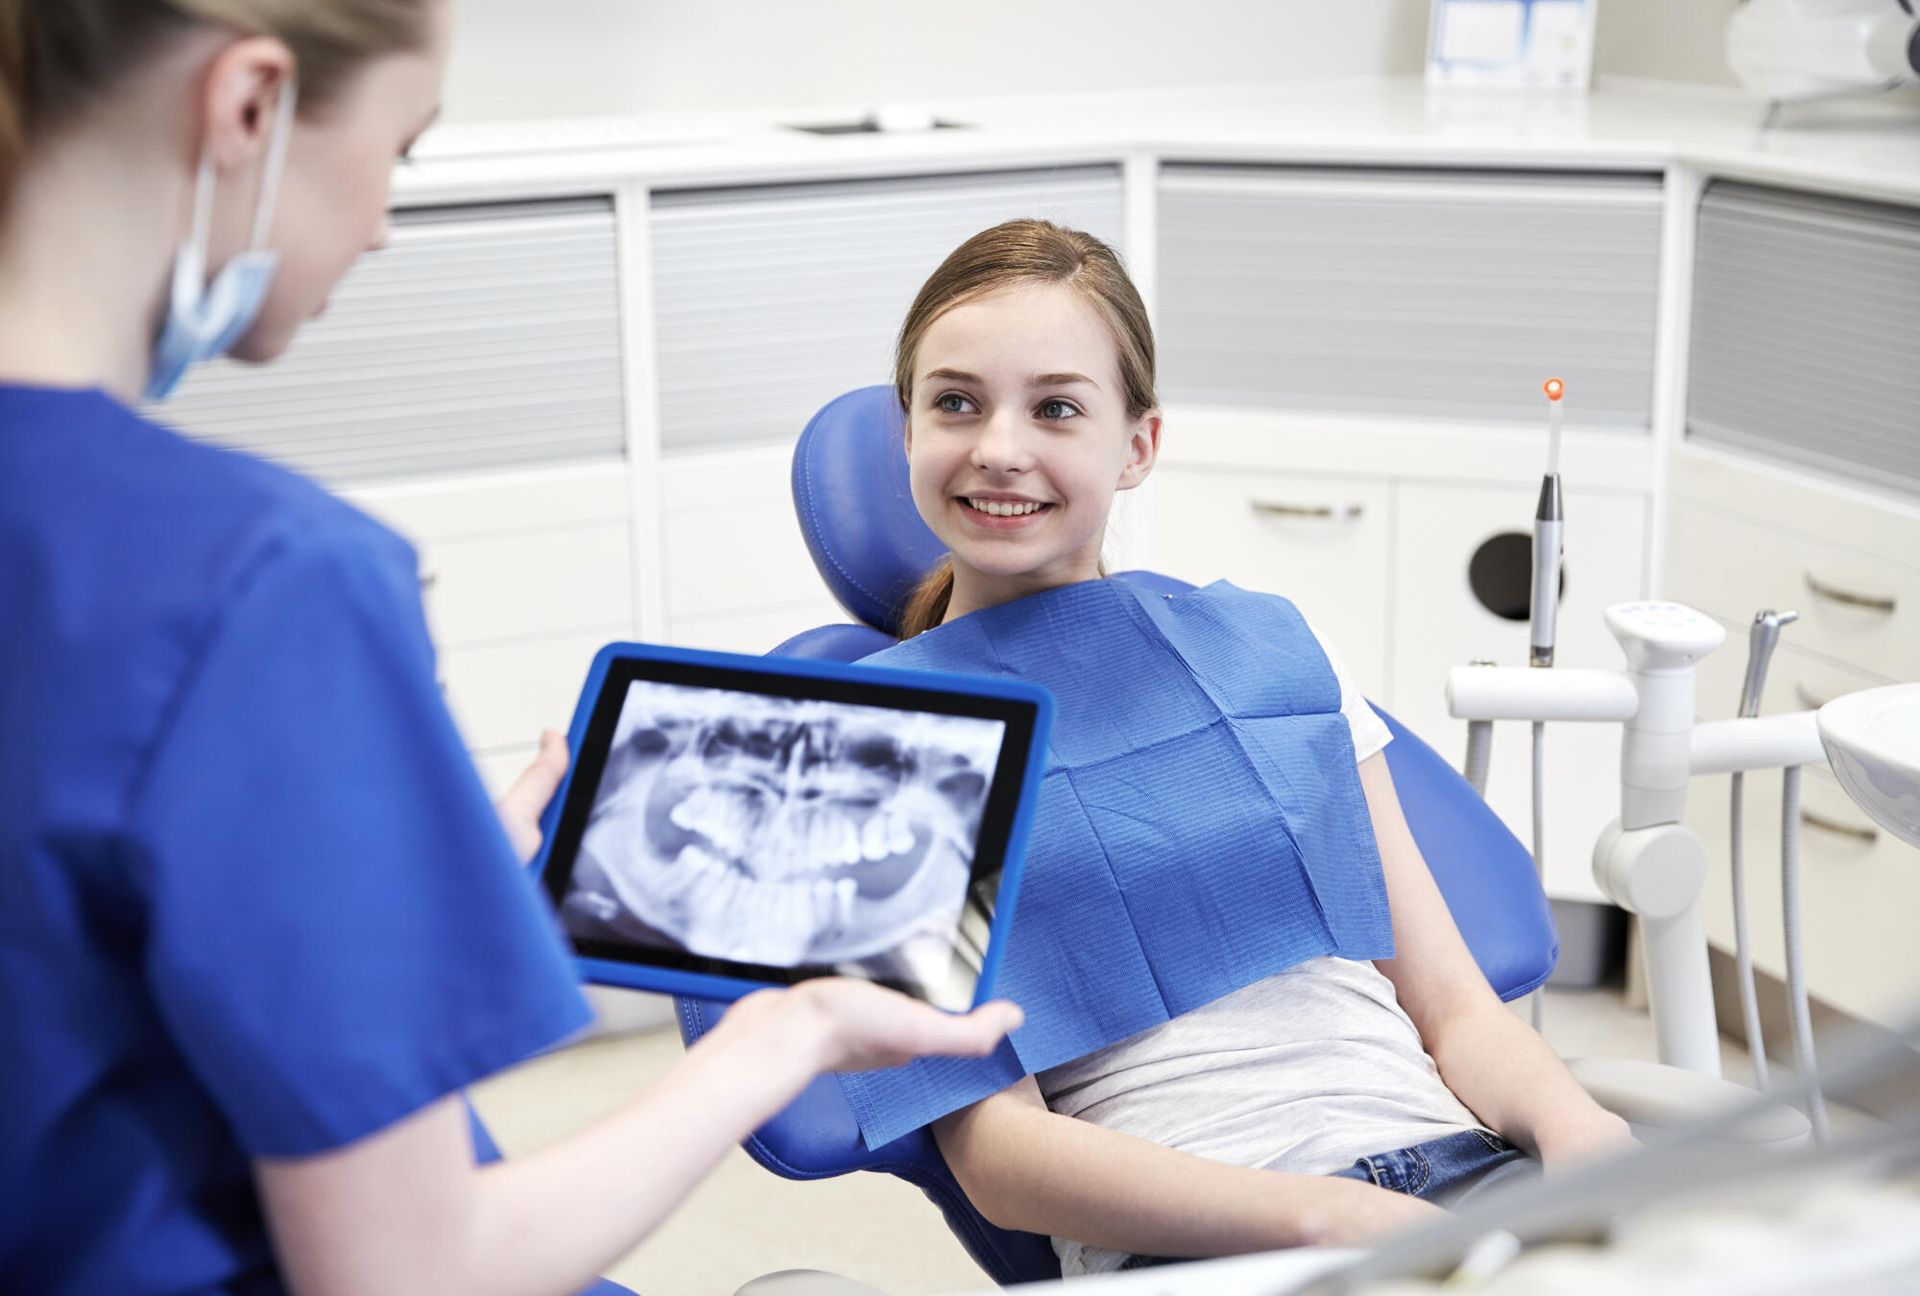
[198,36,296,173]
[1116,410,1162,490]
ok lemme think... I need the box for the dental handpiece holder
[1447,601,1828,1081]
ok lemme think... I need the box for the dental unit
[1445,380,1916,1143]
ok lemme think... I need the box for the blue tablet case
[531,642,1053,1008]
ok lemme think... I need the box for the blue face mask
[145,82,297,403]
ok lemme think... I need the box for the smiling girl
[882,219,1638,1274]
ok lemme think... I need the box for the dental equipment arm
[1524,379,1568,1031]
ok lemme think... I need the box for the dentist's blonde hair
[0,0,428,210]
[893,219,1158,639]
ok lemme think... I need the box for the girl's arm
[1358,752,1638,1170]
[258,981,1021,1296]
[933,1076,1443,1259]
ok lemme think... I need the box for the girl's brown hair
[1,0,429,213]
[893,218,1158,639]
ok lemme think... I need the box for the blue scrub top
[0,386,593,1293]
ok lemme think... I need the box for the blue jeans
[1116,1129,1536,1271]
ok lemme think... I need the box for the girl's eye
[936,392,976,415]
[1038,398,1081,421]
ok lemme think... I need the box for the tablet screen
[540,651,1043,1010]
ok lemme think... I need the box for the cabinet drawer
[346,462,630,544]
[440,632,619,753]
[418,521,633,649]
[1666,499,1920,683]
[1141,468,1391,699]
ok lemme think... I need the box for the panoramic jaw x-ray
[567,682,1004,971]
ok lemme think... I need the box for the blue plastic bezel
[530,641,1053,1010]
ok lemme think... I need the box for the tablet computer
[533,643,1052,1011]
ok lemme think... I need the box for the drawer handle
[1250,499,1365,520]
[1800,807,1878,843]
[1803,572,1896,614]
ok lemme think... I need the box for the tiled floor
[466,985,1837,1296]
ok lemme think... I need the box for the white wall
[443,0,1743,123]
[442,0,1433,121]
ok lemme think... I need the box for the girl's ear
[1116,410,1161,491]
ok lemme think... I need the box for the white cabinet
[656,445,853,653]
[345,462,636,769]
[649,167,1127,454]
[1687,634,1919,1029]
[1140,467,1391,700]
[1390,482,1649,904]
[1663,446,1920,1032]
[157,198,627,484]
[1157,166,1663,430]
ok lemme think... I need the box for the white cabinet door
[657,446,846,642]
[1140,467,1392,701]
[1390,481,1649,903]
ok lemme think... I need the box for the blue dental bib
[838,579,1393,1148]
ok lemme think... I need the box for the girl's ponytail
[897,556,955,641]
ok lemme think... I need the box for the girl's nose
[970,410,1033,474]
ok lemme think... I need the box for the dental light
[1727,0,1920,101]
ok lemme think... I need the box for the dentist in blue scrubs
[0,3,1019,1293]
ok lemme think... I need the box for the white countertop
[394,74,1920,206]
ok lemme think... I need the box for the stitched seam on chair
[744,1135,846,1181]
[796,401,893,623]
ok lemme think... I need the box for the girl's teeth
[970,498,1042,517]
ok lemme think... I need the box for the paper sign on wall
[1428,0,1597,89]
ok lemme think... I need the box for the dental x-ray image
[560,680,1007,1003]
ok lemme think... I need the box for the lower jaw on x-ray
[559,681,1004,1002]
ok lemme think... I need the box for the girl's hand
[1536,1111,1640,1174]
[727,979,1023,1074]
[495,730,569,864]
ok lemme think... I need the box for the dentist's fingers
[785,979,1023,1072]
[495,730,570,863]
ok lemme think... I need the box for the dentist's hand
[496,730,569,863]
[724,979,1023,1074]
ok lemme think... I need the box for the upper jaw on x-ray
[571,683,1003,968]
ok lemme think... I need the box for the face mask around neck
[144,80,297,404]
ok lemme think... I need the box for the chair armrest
[1564,1056,1810,1146]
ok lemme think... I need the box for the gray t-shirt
[1034,626,1486,1277]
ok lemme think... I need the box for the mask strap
[248,80,297,252]
[189,149,218,260]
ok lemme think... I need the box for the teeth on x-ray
[567,682,1005,975]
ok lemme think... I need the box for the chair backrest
[676,386,1558,1286]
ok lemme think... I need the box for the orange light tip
[1543,377,1565,401]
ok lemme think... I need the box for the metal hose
[1729,770,1770,1089]
[1780,766,1830,1143]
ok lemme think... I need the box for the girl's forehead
[918,283,1119,385]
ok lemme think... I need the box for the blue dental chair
[674,386,1558,1287]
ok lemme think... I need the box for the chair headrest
[791,386,947,637]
